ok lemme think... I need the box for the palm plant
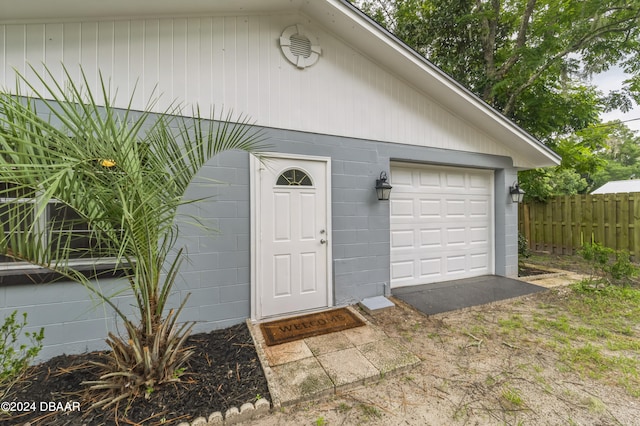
[0,66,265,408]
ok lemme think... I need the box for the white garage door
[390,163,494,288]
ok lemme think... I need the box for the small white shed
[591,180,640,195]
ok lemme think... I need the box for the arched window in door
[276,169,313,186]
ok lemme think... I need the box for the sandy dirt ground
[252,288,640,426]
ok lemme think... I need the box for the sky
[591,66,640,133]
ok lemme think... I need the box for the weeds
[498,314,525,334]
[0,311,44,399]
[578,242,639,286]
[501,386,524,407]
[532,284,640,396]
[359,404,382,419]
[518,233,531,273]
[337,403,351,413]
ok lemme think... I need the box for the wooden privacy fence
[518,193,640,259]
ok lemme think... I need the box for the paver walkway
[248,307,420,408]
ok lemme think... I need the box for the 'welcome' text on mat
[259,307,365,346]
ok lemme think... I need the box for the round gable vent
[280,24,321,69]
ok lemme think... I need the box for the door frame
[250,153,333,321]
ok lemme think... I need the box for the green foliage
[0,311,44,396]
[359,403,382,418]
[588,123,640,191]
[0,66,265,410]
[501,386,524,407]
[357,0,640,134]
[517,233,530,259]
[314,416,327,426]
[578,242,639,286]
[530,281,640,396]
[520,121,640,200]
[520,167,589,202]
[355,0,640,198]
[518,233,531,272]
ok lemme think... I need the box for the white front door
[255,155,331,318]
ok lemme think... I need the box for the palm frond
[0,64,268,408]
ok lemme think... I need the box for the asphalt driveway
[392,275,546,315]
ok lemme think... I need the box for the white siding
[0,13,520,161]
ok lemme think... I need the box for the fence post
[523,203,531,249]
[562,195,572,254]
[619,193,630,253]
[572,195,582,254]
[629,196,640,261]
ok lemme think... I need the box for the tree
[356,0,640,132]
[0,66,265,409]
[354,0,640,199]
[589,122,640,190]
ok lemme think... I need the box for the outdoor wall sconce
[510,182,525,203]
[375,172,393,201]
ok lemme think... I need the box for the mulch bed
[1,323,270,426]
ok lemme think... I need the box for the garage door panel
[445,173,466,189]
[445,200,466,217]
[446,255,467,273]
[391,230,414,248]
[420,199,441,217]
[420,229,442,247]
[420,258,442,277]
[470,253,489,271]
[390,200,415,218]
[419,171,441,188]
[469,199,490,217]
[391,168,414,186]
[390,164,494,288]
[391,260,415,281]
[446,227,467,246]
[469,173,492,191]
[470,226,489,244]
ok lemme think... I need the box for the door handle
[320,239,327,244]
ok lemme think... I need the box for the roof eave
[309,0,559,168]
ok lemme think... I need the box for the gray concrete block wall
[0,124,521,361]
[0,278,135,361]
[175,150,252,333]
[501,169,521,277]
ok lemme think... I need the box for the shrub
[0,311,44,398]
[578,242,639,287]
[0,65,265,411]
[518,233,531,260]
[518,233,531,273]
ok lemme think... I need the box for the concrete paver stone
[263,340,313,366]
[316,347,380,390]
[269,356,334,405]
[342,323,387,346]
[305,332,354,356]
[359,338,421,375]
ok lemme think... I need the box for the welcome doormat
[259,308,365,346]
